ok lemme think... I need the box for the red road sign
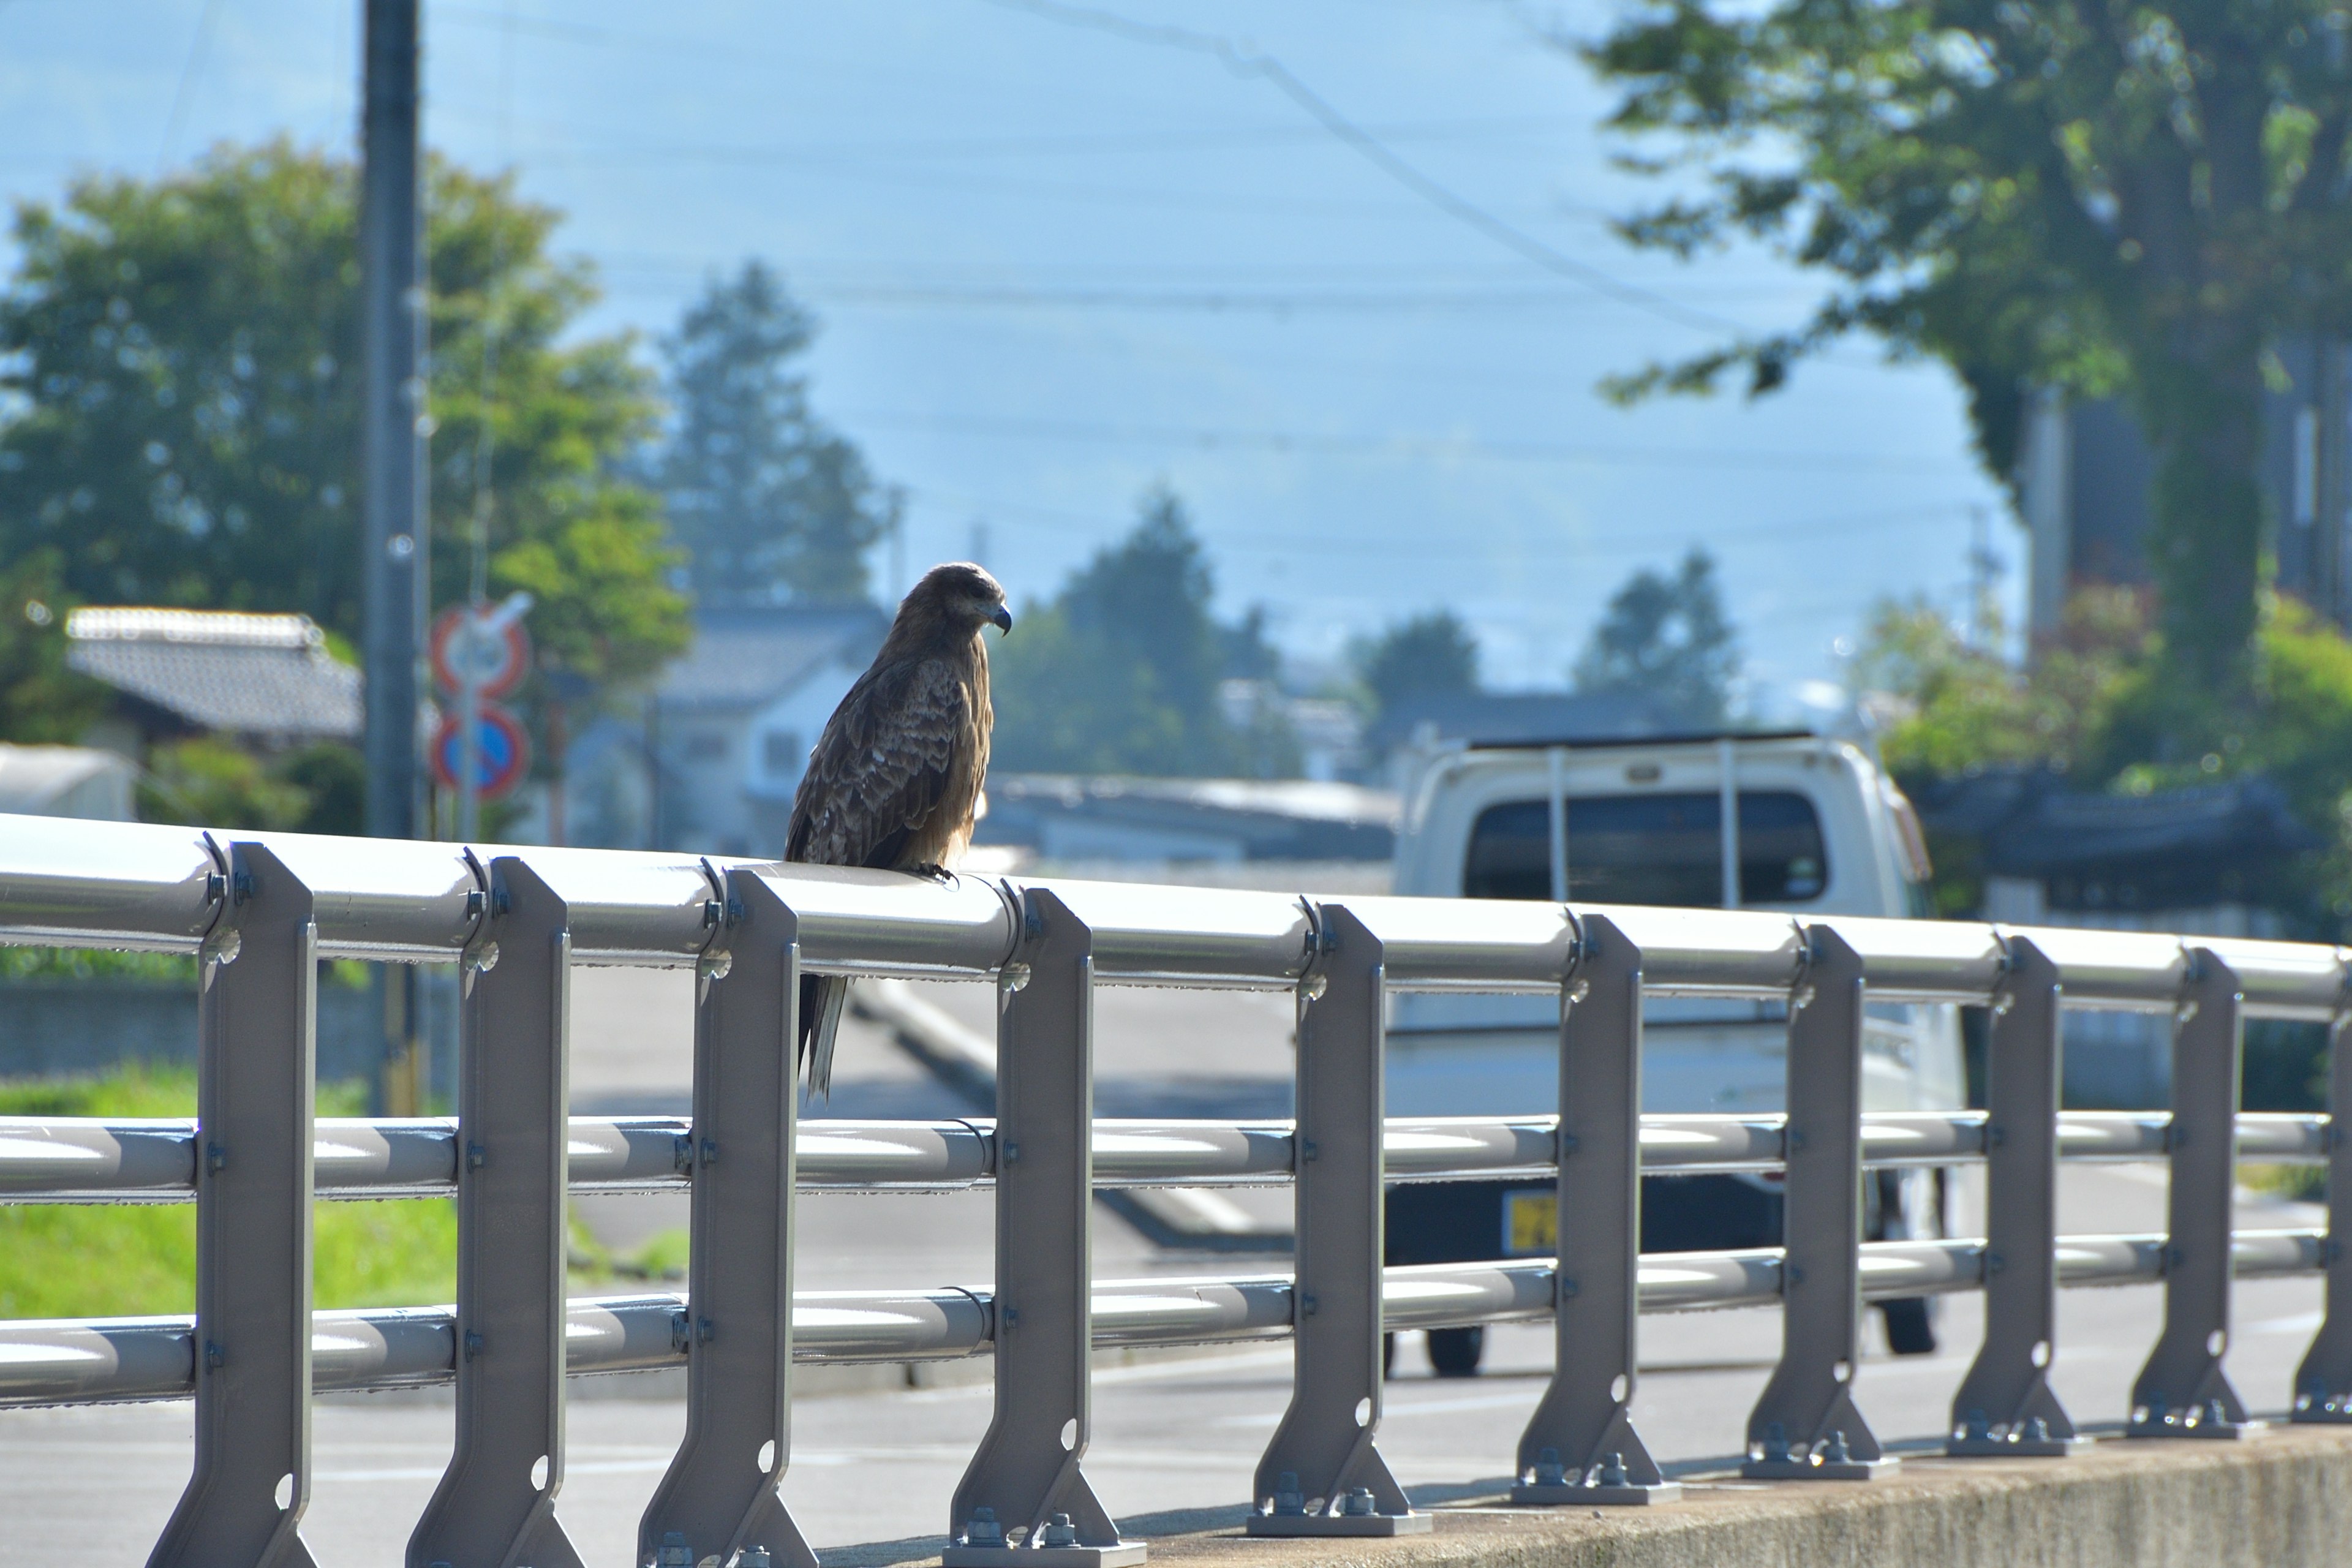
[431,703,531,801]
[430,603,532,701]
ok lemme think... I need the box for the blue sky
[0,0,2018,704]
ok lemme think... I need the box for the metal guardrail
[0,816,2349,1560]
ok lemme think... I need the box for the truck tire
[1428,1325,1484,1378]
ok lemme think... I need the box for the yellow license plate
[1505,1190,1556,1256]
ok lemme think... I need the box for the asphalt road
[3,975,2334,1561]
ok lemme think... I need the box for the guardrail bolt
[1340,1487,1377,1517]
[2021,1415,2049,1442]
[1761,1422,1790,1464]
[1598,1452,1628,1488]
[737,1549,772,1568]
[1532,1447,1567,1487]
[657,1531,693,1567]
[2202,1397,2227,1427]
[1272,1472,1307,1516]
[1821,1430,1851,1464]
[1964,1409,1991,1442]
[203,1341,224,1370]
[2143,1392,2169,1428]
[1041,1513,1078,1547]
[962,1507,1005,1547]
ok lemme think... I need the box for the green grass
[2243,1162,2330,1204]
[0,1065,456,1317]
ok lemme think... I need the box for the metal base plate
[1947,1436,2095,1458]
[2292,1402,2352,1425]
[1741,1456,1901,1482]
[1510,1481,1683,1507]
[1245,1512,1433,1537]
[944,1545,1147,1567]
[2128,1419,2264,1442]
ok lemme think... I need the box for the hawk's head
[902,561,1013,638]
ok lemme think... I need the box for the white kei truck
[1382,729,1964,1376]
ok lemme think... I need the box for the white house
[646,604,889,856]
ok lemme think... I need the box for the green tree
[1856,587,2147,777]
[0,141,687,748]
[1583,0,2352,695]
[992,486,1283,775]
[0,552,108,743]
[1572,548,1741,725]
[1354,610,1480,717]
[654,261,897,605]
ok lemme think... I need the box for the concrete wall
[1136,1426,2352,1566]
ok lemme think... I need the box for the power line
[899,486,1980,559]
[483,111,1591,167]
[980,0,1751,340]
[157,0,225,170]
[598,278,1795,316]
[838,407,1958,473]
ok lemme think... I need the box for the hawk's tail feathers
[799,972,850,1102]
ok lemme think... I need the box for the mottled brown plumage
[788,561,1009,1094]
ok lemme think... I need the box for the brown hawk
[786,561,1011,1095]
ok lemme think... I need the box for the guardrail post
[2294,997,2352,1422]
[1512,912,1677,1505]
[945,886,1142,1565]
[639,869,818,1566]
[1246,903,1428,1536]
[409,856,586,1567]
[148,842,320,1568]
[1948,935,2087,1457]
[1743,924,1896,1480]
[2130,948,2256,1439]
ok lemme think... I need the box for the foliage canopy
[1585,0,2352,690]
[1572,547,1742,725]
[991,487,1295,777]
[652,260,896,607]
[0,142,688,768]
[1354,610,1480,717]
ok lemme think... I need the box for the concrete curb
[925,1426,2352,1568]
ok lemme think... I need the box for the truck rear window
[1464,791,1828,906]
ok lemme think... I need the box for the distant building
[64,607,360,752]
[645,603,889,856]
[1909,764,2319,1106]
[0,744,136,820]
[976,774,1398,864]
[1216,679,1366,782]
[2019,339,2350,637]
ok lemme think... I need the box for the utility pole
[1966,505,2003,655]
[361,0,428,1115]
[361,0,426,842]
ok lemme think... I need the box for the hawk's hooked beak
[990,605,1014,635]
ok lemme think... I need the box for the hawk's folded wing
[788,656,968,872]
[786,657,973,1096]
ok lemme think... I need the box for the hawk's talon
[907,861,952,883]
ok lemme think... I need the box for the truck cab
[1383,731,1962,1375]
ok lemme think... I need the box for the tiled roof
[66,608,361,739]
